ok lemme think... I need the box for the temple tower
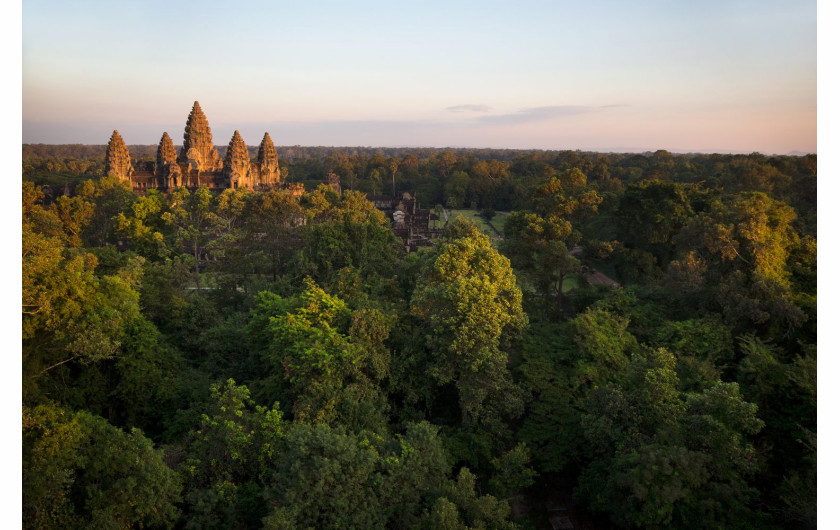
[155,132,181,189]
[104,130,134,181]
[256,132,282,188]
[178,101,221,175]
[327,171,342,195]
[224,130,252,189]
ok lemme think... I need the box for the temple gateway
[105,101,289,194]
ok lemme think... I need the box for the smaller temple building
[368,192,442,251]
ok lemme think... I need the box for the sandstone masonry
[107,101,286,193]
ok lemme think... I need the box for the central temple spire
[178,101,221,173]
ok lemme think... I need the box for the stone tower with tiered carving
[107,101,306,195]
[155,132,181,189]
[256,132,282,188]
[224,130,252,189]
[105,130,134,181]
[178,101,221,178]
[327,171,342,195]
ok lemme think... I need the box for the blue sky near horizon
[22,0,816,154]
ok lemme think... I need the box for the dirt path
[584,269,620,287]
[485,218,503,237]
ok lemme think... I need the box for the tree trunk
[194,240,201,291]
[555,273,565,321]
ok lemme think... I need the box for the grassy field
[563,275,582,291]
[446,209,507,238]
[429,215,447,229]
[513,271,582,293]
[486,212,507,234]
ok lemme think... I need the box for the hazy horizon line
[21,141,815,157]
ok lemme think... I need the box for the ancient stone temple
[367,192,442,251]
[327,171,342,195]
[178,101,222,176]
[256,133,283,188]
[155,132,181,189]
[224,130,252,189]
[109,101,290,194]
[105,130,133,182]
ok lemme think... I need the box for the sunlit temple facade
[105,101,289,194]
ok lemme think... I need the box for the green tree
[437,150,458,178]
[480,207,496,223]
[369,167,383,195]
[503,211,580,318]
[735,335,816,526]
[577,347,765,529]
[81,175,137,247]
[208,187,252,287]
[676,191,798,285]
[488,442,537,499]
[533,168,602,227]
[181,380,286,529]
[115,189,172,259]
[515,321,581,473]
[163,185,222,290]
[418,468,516,530]
[296,215,399,288]
[249,281,391,431]
[98,315,187,436]
[411,218,527,425]
[444,171,471,209]
[652,317,734,392]
[23,185,144,399]
[672,192,807,336]
[262,423,386,529]
[23,403,181,529]
[616,180,704,268]
[503,169,602,317]
[242,189,304,281]
[52,191,94,248]
[389,158,399,196]
[382,421,452,526]
[571,307,637,387]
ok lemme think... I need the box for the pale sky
[22,0,816,153]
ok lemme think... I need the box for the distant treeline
[23,144,817,236]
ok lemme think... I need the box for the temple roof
[178,101,220,170]
[105,130,133,179]
[156,132,177,167]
